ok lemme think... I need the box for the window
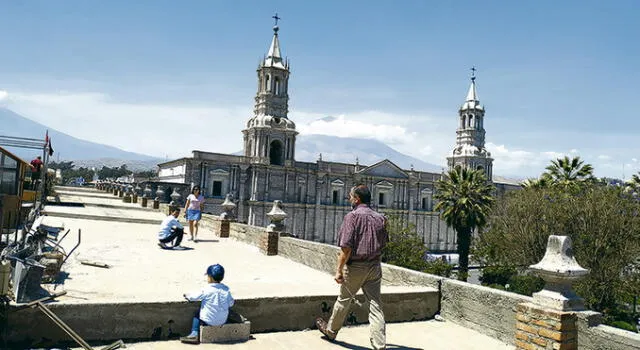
[297,186,303,203]
[378,192,385,206]
[265,74,271,91]
[422,197,427,210]
[212,181,222,197]
[332,190,339,205]
[269,140,283,166]
[274,77,281,95]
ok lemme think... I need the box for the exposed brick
[515,331,530,342]
[516,321,540,335]
[515,339,543,350]
[219,220,230,238]
[531,335,549,347]
[516,313,531,323]
[531,318,559,329]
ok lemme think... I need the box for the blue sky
[0,1,638,178]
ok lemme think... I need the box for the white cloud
[3,88,638,179]
[5,91,250,158]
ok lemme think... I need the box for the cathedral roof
[262,26,288,70]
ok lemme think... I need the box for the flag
[48,137,54,156]
[45,130,54,156]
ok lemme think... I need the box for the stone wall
[278,236,443,289]
[440,279,532,345]
[7,292,438,346]
[228,222,268,250]
[576,312,640,350]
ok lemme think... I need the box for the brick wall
[515,303,577,350]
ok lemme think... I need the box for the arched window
[265,74,271,91]
[461,115,466,128]
[468,114,473,128]
[269,140,284,166]
[274,77,281,95]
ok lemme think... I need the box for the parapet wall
[8,290,437,346]
[440,278,532,345]
[577,312,640,350]
[277,235,443,289]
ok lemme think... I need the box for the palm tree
[544,156,595,190]
[435,166,495,281]
[628,172,640,191]
[521,176,551,190]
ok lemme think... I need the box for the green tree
[381,215,453,278]
[475,185,640,313]
[382,215,429,271]
[627,172,640,193]
[434,166,495,281]
[97,165,133,180]
[134,170,157,180]
[543,156,595,191]
[521,176,550,190]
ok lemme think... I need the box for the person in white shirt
[184,186,205,242]
[157,207,186,250]
[180,264,235,344]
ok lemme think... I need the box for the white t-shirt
[185,283,235,326]
[158,215,183,240]
[187,194,205,211]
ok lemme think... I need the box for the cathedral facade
[157,23,518,252]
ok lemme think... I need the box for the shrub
[480,266,516,286]
[423,259,453,278]
[507,275,545,296]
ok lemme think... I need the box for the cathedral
[157,22,518,252]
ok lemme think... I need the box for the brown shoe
[315,317,336,341]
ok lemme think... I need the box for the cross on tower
[470,66,477,80]
[272,13,281,26]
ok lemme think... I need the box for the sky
[0,0,638,179]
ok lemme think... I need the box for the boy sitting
[181,264,235,344]
[157,207,186,250]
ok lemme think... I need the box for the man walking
[316,184,388,350]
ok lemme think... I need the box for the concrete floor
[42,188,429,304]
[89,320,512,350]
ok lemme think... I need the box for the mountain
[295,134,443,172]
[0,108,160,164]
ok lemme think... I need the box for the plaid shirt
[338,204,388,262]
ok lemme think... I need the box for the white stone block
[199,321,251,343]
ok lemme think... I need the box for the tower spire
[466,66,479,102]
[264,13,284,68]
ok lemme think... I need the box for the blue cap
[205,264,225,281]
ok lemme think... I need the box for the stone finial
[266,200,287,232]
[169,188,181,205]
[143,184,152,198]
[220,194,237,220]
[529,235,589,311]
[156,186,165,203]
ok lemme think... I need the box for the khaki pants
[327,261,385,350]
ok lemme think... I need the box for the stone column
[262,200,287,256]
[237,165,248,222]
[218,194,237,238]
[515,235,588,350]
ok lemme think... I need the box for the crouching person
[158,207,186,250]
[181,264,234,344]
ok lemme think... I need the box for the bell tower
[447,68,494,179]
[242,14,297,167]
